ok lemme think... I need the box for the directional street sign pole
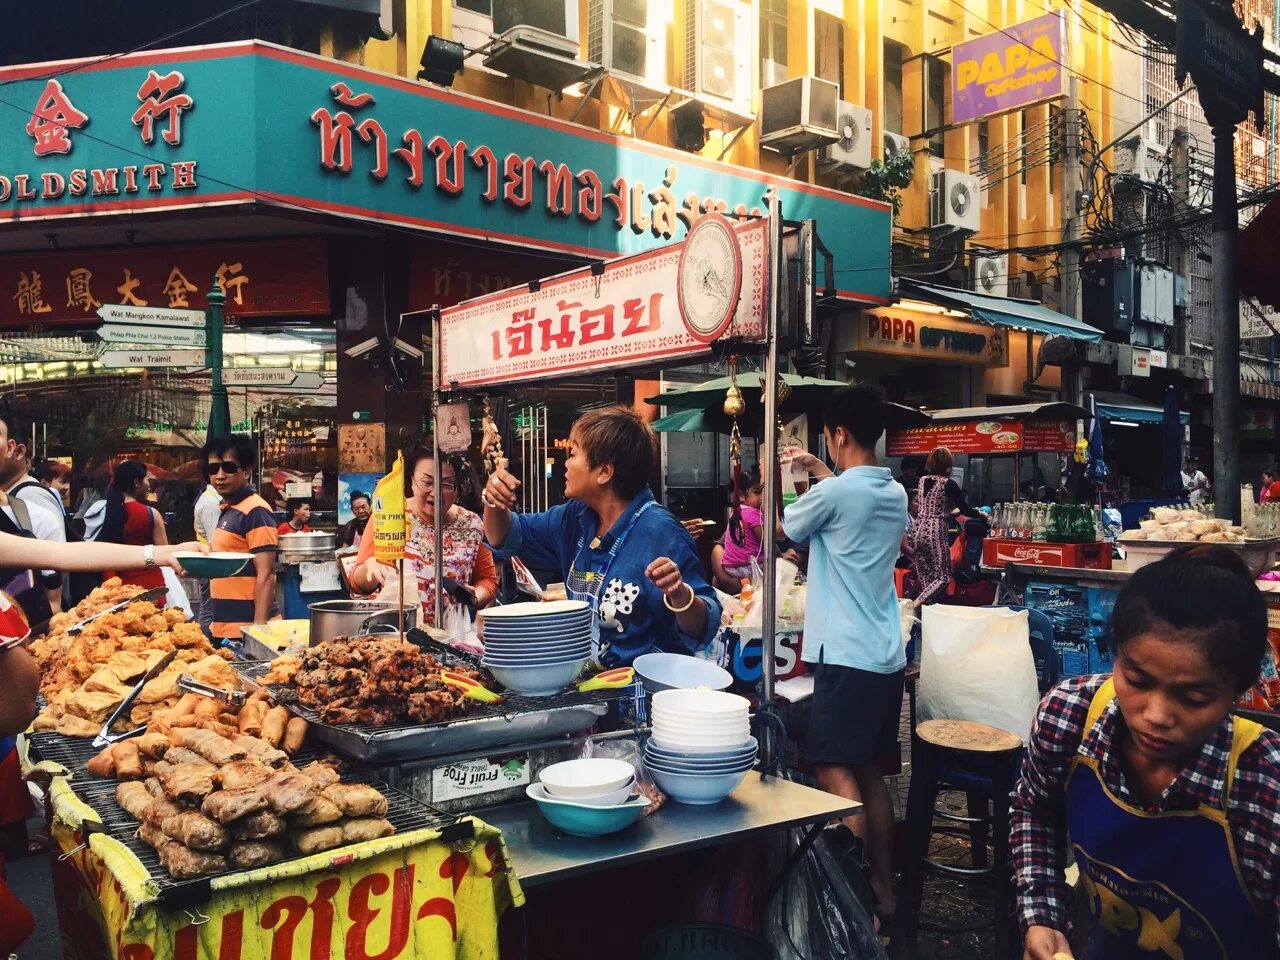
[221,368,326,389]
[206,281,230,441]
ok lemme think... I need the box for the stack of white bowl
[526,758,650,837]
[646,689,757,804]
[479,600,593,696]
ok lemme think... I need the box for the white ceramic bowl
[539,758,637,798]
[633,653,733,694]
[647,765,750,805]
[483,657,587,696]
[481,647,592,665]
[555,779,636,807]
[525,784,650,837]
[651,714,750,730]
[650,731,754,753]
[652,689,750,718]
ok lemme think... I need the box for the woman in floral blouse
[353,445,497,623]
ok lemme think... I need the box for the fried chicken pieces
[286,638,485,727]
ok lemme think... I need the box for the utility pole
[1170,127,1191,356]
[1059,76,1083,405]
[1211,120,1241,521]
[205,280,230,441]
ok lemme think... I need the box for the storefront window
[760,0,789,89]
[883,39,908,135]
[814,11,844,98]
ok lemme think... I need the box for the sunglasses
[204,460,245,477]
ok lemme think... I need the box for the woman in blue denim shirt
[482,406,721,667]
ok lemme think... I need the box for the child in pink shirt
[723,476,765,579]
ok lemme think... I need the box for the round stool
[894,720,1024,960]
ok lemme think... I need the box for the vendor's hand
[781,445,829,479]
[1023,925,1072,960]
[680,518,709,540]
[646,556,692,604]
[157,542,205,575]
[484,466,521,511]
[781,548,802,563]
[362,557,394,588]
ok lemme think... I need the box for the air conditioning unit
[684,0,753,118]
[971,253,1008,298]
[493,0,580,56]
[759,77,839,154]
[883,130,910,159]
[587,0,667,94]
[1113,136,1163,183]
[930,169,981,235]
[819,101,872,172]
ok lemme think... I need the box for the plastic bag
[897,597,918,651]
[918,604,1039,739]
[372,451,406,565]
[162,566,193,617]
[766,824,887,959]
[585,737,664,817]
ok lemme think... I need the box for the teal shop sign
[0,41,891,303]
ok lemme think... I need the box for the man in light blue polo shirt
[782,382,907,922]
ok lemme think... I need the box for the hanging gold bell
[776,376,792,404]
[724,380,746,417]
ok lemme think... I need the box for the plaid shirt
[1011,674,1280,945]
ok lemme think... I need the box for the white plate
[482,624,594,640]
[479,600,590,620]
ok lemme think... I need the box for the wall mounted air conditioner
[883,130,910,159]
[587,0,667,94]
[684,0,754,118]
[759,76,839,154]
[820,100,873,171]
[493,0,581,56]
[972,253,1008,298]
[930,169,981,234]
[1113,136,1163,183]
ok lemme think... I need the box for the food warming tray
[235,660,629,763]
[26,729,462,910]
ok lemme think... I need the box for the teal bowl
[526,784,650,837]
[172,551,254,578]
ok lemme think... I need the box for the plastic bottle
[739,579,754,610]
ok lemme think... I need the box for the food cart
[20,204,862,959]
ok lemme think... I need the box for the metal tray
[1122,535,1280,572]
[236,660,625,763]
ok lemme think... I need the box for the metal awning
[897,278,1104,342]
[923,401,1091,423]
[1089,390,1188,425]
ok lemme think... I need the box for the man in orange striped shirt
[204,435,278,644]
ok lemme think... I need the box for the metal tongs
[92,648,177,748]
[67,586,167,635]
[178,674,246,707]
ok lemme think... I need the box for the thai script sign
[952,13,1067,124]
[887,418,1075,456]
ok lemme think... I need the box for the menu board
[886,419,1076,456]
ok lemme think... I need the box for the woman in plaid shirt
[1012,545,1280,959]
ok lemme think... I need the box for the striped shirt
[209,486,277,639]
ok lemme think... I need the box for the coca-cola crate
[982,538,1112,570]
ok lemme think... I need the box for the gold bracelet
[662,583,697,613]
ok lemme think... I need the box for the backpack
[0,497,54,633]
[10,480,101,606]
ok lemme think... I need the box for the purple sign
[952,13,1067,124]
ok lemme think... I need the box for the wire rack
[28,732,461,910]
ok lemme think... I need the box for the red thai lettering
[355,119,390,180]
[621,292,663,336]
[471,146,499,202]
[261,895,309,960]
[506,308,535,356]
[503,154,535,208]
[578,304,614,344]
[442,850,470,894]
[483,838,506,878]
[539,160,573,216]
[345,866,416,960]
[539,310,575,351]
[26,79,88,157]
[171,161,197,189]
[428,136,467,195]
[307,877,341,960]
[576,169,602,222]
[310,108,357,173]
[132,69,193,146]
[121,946,154,960]
[393,130,425,188]
[218,910,245,960]
[175,924,198,960]
[331,82,376,108]
[604,176,628,228]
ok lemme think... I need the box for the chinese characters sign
[440,218,769,388]
[887,418,1076,456]
[952,13,1066,124]
[0,238,328,328]
[0,43,890,305]
[854,309,1008,366]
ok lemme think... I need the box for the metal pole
[760,196,783,767]
[205,281,228,441]
[1060,77,1084,406]
[432,308,445,627]
[1211,121,1241,522]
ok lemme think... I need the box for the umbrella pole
[760,196,783,771]
[432,308,445,631]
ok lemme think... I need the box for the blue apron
[1066,679,1273,959]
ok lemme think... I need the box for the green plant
[856,151,917,220]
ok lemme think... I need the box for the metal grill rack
[28,732,462,910]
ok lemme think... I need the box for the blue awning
[897,278,1104,342]
[1090,390,1189,425]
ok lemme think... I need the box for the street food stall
[21,206,864,958]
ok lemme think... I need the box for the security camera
[392,338,424,360]
[344,337,381,359]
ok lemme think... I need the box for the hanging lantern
[723,355,745,417]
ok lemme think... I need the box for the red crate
[982,538,1113,569]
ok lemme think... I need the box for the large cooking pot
[279,531,337,558]
[308,599,419,646]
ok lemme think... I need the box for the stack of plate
[479,600,593,696]
[646,689,757,804]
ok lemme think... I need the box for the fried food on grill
[217,758,272,791]
[228,840,285,869]
[112,740,143,780]
[298,761,341,791]
[201,788,269,825]
[234,735,289,769]
[136,732,171,760]
[284,717,308,755]
[232,810,286,840]
[260,655,301,685]
[138,821,171,851]
[341,818,396,843]
[116,781,153,820]
[87,745,115,778]
[157,763,216,806]
[161,747,212,769]
[170,727,248,766]
[156,841,226,880]
[290,796,343,827]
[141,796,186,828]
[262,769,320,815]
[291,825,345,855]
[323,783,389,819]
[143,777,165,798]
[162,811,228,851]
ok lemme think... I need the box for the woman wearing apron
[352,445,498,623]
[482,406,721,668]
[1013,545,1280,959]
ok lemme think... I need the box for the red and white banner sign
[886,419,1076,456]
[438,217,769,389]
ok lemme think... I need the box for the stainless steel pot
[279,531,337,558]
[308,599,419,646]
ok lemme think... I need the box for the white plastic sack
[898,598,918,651]
[162,566,193,618]
[917,605,1039,740]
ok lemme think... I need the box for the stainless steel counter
[481,772,858,888]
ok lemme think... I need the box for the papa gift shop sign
[0,41,891,305]
[856,308,1008,366]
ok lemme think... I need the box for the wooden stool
[894,720,1024,960]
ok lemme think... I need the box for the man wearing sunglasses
[203,435,278,645]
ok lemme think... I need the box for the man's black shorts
[806,662,906,766]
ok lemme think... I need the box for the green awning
[1090,390,1189,425]
[897,278,1103,343]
